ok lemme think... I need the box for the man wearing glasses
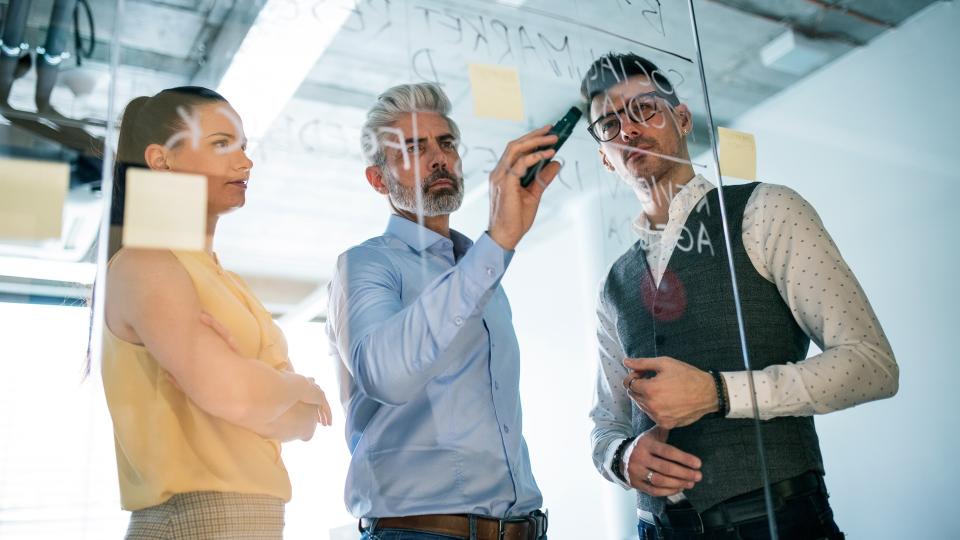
[583,52,898,539]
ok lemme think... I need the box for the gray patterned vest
[600,183,824,516]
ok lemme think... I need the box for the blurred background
[0,0,957,538]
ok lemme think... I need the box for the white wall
[498,195,630,540]
[725,2,960,537]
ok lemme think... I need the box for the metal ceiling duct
[35,0,77,113]
[0,0,30,105]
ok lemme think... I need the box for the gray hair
[360,83,461,167]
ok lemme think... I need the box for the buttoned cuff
[722,371,774,419]
[460,233,512,292]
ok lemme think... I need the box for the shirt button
[485,266,495,277]
[494,381,500,390]
[502,424,510,433]
[454,316,464,326]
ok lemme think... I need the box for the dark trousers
[638,491,844,540]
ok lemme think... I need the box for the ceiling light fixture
[760,29,830,76]
[216,1,352,145]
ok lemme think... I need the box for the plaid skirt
[125,491,285,539]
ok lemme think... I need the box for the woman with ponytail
[99,87,331,539]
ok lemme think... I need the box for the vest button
[655,335,665,346]
[653,306,663,315]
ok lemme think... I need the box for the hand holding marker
[520,106,583,188]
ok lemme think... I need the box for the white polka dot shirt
[590,175,899,489]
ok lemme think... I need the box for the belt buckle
[496,516,521,540]
[522,509,547,540]
[682,506,705,534]
[495,510,547,540]
[660,506,705,534]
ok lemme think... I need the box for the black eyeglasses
[586,92,667,143]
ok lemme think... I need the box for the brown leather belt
[360,511,548,540]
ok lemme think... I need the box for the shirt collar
[385,214,473,261]
[632,174,716,237]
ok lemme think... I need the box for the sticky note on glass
[0,157,69,241]
[122,168,206,251]
[718,127,757,181]
[468,64,524,121]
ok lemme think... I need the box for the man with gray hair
[326,82,559,540]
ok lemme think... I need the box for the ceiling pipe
[704,0,867,46]
[35,0,78,114]
[1,0,103,185]
[802,0,896,29]
[33,0,104,164]
[0,0,31,105]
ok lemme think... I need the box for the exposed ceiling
[0,0,940,315]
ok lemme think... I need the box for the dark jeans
[638,493,844,540]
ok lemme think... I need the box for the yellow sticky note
[468,64,524,121]
[122,168,207,251]
[718,127,757,181]
[0,157,69,241]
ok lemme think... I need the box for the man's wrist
[706,370,729,418]
[486,228,517,251]
[611,436,635,483]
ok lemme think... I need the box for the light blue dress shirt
[326,214,542,518]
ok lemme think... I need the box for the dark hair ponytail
[108,86,228,258]
[85,86,228,378]
[110,96,149,225]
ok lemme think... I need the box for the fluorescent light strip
[0,256,97,284]
[217,1,352,142]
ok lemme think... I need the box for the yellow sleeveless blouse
[101,250,292,511]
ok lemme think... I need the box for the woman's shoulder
[103,249,199,344]
[111,247,178,266]
[108,248,192,289]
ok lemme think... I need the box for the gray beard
[385,168,464,217]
